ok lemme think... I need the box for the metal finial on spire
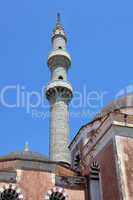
[56,13,61,26]
[24,142,29,152]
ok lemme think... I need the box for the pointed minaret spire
[52,13,67,42]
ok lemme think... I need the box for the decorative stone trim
[113,120,133,128]
[46,81,73,102]
[0,184,24,200]
[48,50,71,69]
[55,176,86,189]
[45,187,68,200]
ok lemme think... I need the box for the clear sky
[0,0,133,156]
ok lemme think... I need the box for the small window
[58,46,62,49]
[58,76,63,80]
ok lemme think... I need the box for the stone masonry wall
[50,100,70,163]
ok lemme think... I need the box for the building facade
[0,15,133,200]
[70,94,133,200]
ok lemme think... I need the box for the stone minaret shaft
[46,14,73,163]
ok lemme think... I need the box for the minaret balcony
[48,49,71,69]
[46,80,73,102]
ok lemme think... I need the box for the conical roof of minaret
[52,13,67,42]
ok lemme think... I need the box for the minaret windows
[58,76,63,80]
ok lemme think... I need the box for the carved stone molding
[44,187,68,200]
[0,184,24,200]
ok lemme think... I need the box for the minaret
[46,14,73,163]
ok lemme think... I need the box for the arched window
[0,185,23,200]
[58,76,63,80]
[45,187,68,200]
[89,161,102,200]
[73,152,81,173]
[50,191,65,200]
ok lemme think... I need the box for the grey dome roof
[95,94,133,119]
[0,150,49,162]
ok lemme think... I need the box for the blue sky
[0,0,133,156]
